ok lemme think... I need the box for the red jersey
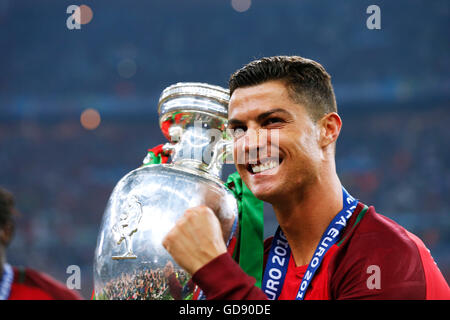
[8,267,82,300]
[192,202,450,300]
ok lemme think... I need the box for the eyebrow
[256,108,292,122]
[228,108,292,126]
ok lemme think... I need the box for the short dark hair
[0,187,16,228]
[229,56,337,121]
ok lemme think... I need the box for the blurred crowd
[338,106,450,268]
[1,1,448,114]
[97,267,188,300]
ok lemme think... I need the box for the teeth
[251,160,279,173]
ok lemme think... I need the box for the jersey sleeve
[405,231,450,299]
[192,253,268,300]
[12,268,83,300]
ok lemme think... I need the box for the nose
[234,128,268,165]
[245,128,263,164]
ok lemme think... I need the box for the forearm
[192,253,268,300]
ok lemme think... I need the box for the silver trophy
[93,83,238,300]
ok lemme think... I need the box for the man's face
[228,80,322,202]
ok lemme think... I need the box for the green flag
[225,172,264,288]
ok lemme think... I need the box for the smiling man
[162,56,449,299]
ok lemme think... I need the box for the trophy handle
[206,138,233,175]
[162,142,177,155]
[161,124,183,156]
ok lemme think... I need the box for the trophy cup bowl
[93,83,238,300]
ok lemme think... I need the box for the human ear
[319,112,342,148]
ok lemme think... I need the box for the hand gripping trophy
[93,83,238,300]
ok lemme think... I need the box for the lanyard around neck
[261,187,358,300]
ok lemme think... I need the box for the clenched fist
[162,205,227,275]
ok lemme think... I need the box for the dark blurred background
[0,0,449,299]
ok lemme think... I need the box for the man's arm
[192,253,268,300]
[162,205,269,300]
[162,205,227,275]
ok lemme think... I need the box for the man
[0,187,82,300]
[162,56,450,299]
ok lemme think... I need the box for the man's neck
[272,172,343,267]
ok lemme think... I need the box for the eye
[227,126,246,139]
[263,117,284,126]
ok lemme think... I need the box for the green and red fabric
[144,144,170,165]
[161,112,190,141]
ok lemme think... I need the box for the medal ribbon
[261,187,358,300]
[0,263,14,300]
